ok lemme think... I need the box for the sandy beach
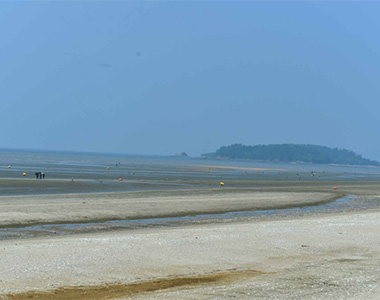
[1,178,380,299]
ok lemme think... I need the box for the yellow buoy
[220,182,224,186]
[106,167,110,171]
[22,173,26,176]
[8,165,11,169]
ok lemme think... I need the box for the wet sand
[198,165,286,171]
[1,180,380,299]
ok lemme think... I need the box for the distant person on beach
[35,172,39,179]
[42,173,45,179]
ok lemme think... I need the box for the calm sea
[1,149,380,178]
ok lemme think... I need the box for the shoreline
[197,156,380,168]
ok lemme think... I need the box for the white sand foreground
[1,203,380,299]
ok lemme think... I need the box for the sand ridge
[0,188,337,228]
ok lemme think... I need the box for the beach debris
[22,172,26,176]
[220,182,225,186]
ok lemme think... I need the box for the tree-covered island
[202,144,380,166]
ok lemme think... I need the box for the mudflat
[1,180,380,299]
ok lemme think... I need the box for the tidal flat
[1,153,380,299]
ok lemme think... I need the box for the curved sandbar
[0,188,340,228]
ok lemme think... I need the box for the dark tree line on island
[202,144,380,166]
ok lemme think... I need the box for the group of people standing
[35,172,46,179]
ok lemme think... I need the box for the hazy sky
[1,1,380,160]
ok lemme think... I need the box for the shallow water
[2,149,380,177]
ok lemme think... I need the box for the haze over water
[2,150,380,183]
